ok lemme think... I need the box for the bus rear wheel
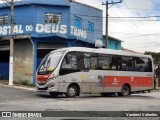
[118,85,130,96]
[49,92,59,98]
[65,85,78,97]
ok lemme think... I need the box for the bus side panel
[58,75,72,93]
[103,71,153,92]
[58,72,85,93]
[102,76,152,87]
[57,70,153,93]
[102,76,153,92]
[88,70,103,93]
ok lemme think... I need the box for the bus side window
[77,52,84,70]
[90,53,98,70]
[66,54,71,64]
[117,56,122,70]
[60,52,80,75]
[110,55,118,70]
[84,53,91,70]
[122,56,134,71]
[62,53,72,69]
[98,54,111,70]
[148,58,152,72]
[134,57,151,72]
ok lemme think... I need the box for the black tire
[117,92,122,96]
[65,85,78,97]
[49,92,59,98]
[118,85,130,96]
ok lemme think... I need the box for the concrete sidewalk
[0,80,35,91]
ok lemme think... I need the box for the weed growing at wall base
[14,80,35,87]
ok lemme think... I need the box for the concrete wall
[103,36,122,50]
[0,1,103,44]
[14,39,34,83]
[108,39,122,50]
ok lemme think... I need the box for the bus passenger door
[81,53,91,93]
[60,52,91,93]
[89,53,103,93]
[81,72,91,93]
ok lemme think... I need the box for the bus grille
[37,81,47,85]
[37,87,48,91]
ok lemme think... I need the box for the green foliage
[19,80,30,85]
[144,51,160,65]
[14,80,35,87]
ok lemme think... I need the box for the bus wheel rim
[123,86,129,95]
[69,87,76,96]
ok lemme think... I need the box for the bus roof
[51,47,152,58]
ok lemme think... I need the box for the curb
[0,84,36,91]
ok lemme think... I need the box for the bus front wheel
[65,85,78,97]
[118,85,130,96]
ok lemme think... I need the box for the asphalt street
[0,86,160,120]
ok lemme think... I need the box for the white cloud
[76,0,102,9]
[76,0,160,53]
[1,0,160,52]
[108,0,160,52]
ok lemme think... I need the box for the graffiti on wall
[14,57,33,76]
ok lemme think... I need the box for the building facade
[103,35,123,50]
[0,0,103,83]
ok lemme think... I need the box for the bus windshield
[38,51,65,74]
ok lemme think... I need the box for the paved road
[0,86,160,119]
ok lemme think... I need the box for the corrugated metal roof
[122,47,144,54]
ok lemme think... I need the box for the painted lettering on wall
[70,26,87,39]
[0,24,87,39]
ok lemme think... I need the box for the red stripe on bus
[37,74,51,81]
[102,76,153,87]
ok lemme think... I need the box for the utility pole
[102,0,122,48]
[9,0,14,86]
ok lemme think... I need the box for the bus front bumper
[36,80,57,92]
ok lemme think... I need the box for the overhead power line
[110,7,160,11]
[1,0,160,38]
[1,0,9,7]
[109,16,160,18]
[1,1,160,19]
[102,0,122,48]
